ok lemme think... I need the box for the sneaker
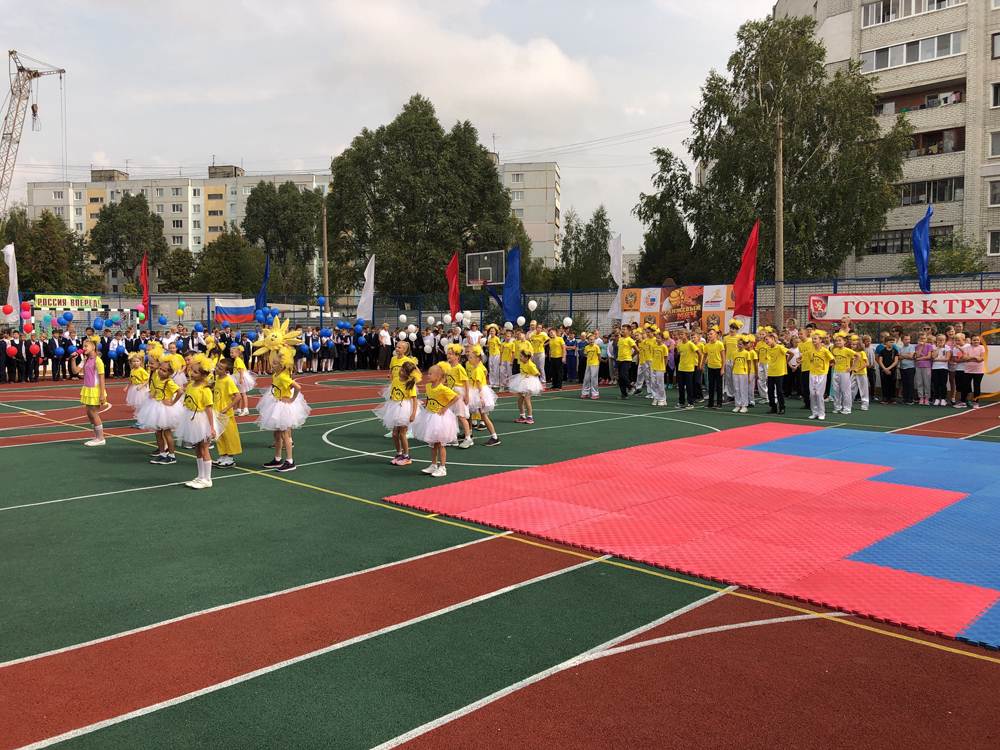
[861,405,869,411]
[485,436,501,446]
[149,454,169,464]
[739,406,747,414]
[818,415,826,421]
[195,478,213,489]
[262,458,283,469]
[808,414,818,420]
[276,461,296,472]
[580,394,588,399]
[685,404,695,410]
[431,466,448,478]
[458,437,474,449]
[974,402,981,409]
[590,394,599,400]
[390,455,403,465]
[84,438,106,447]
[833,408,842,414]
[184,478,206,489]
[474,423,488,431]
[397,455,413,466]
[954,403,966,409]
[778,408,785,415]
[421,463,438,474]
[732,407,740,413]
[447,441,459,447]
[161,455,177,465]
[842,410,852,415]
[514,416,528,423]
[525,417,535,424]
[150,448,163,457]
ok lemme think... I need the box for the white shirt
[465,329,482,346]
[379,329,392,346]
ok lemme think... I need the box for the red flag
[446,251,460,317]
[139,251,151,327]
[731,220,759,317]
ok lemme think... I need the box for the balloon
[397,331,406,340]
[23,322,33,334]
[358,336,367,346]
[158,315,168,325]
[311,341,321,352]
[265,315,274,326]
[320,327,332,338]
[427,315,436,325]
[20,301,31,311]
[63,311,74,322]
[222,322,230,329]
[136,303,146,313]
[1,304,12,315]
[137,312,146,322]
[348,344,356,353]
[139,344,146,351]
[255,310,265,323]
[176,339,185,350]
[176,309,184,318]
[424,345,433,354]
[110,313,121,324]
[527,300,538,312]
[57,316,68,327]
[93,318,105,331]
[5,345,16,357]
[42,315,51,325]
[326,340,336,349]
[464,310,472,321]
[408,332,417,342]
[516,316,526,326]
[407,324,416,333]
[178,300,187,309]
[247,331,258,341]
[29,343,40,356]
[563,317,573,327]
[455,312,464,322]
[270,307,280,317]
[398,314,407,324]
[55,346,65,357]
[356,318,366,326]
[193,322,204,333]
[20,310,30,320]
[298,344,309,355]
[354,324,363,334]
[67,345,77,355]
[117,348,127,358]
[317,295,326,306]
[504,322,513,330]
[443,314,452,325]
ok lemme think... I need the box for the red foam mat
[388,423,998,639]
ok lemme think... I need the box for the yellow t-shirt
[518,359,540,377]
[516,340,533,359]
[809,347,834,376]
[676,341,699,373]
[390,354,418,381]
[271,370,294,399]
[650,343,668,372]
[637,338,652,364]
[183,382,214,413]
[232,356,247,374]
[799,338,815,371]
[755,342,770,369]
[584,344,600,367]
[851,349,868,375]
[723,334,741,362]
[548,336,565,358]
[487,336,501,356]
[529,331,548,354]
[500,340,516,362]
[831,346,854,373]
[149,371,179,403]
[732,350,753,376]
[766,344,789,377]
[617,336,636,362]
[703,340,725,369]
[425,382,457,414]
[438,360,468,389]
[213,374,240,413]
[130,367,149,386]
[467,362,488,387]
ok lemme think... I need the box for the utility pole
[321,184,330,311]
[774,116,784,330]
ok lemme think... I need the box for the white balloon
[424,345,433,354]
[563,317,573,328]
[527,300,538,312]
[516,316,526,326]
[455,311,464,322]
[407,324,416,333]
[427,315,436,325]
[408,332,417,341]
[464,310,472,321]
[397,331,406,340]
[398,314,407,324]
[504,322,513,330]
[443,314,452,325]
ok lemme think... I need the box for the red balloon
[5,345,16,357]
[1,304,11,315]
[29,344,40,356]
[20,301,31,312]
[23,322,33,334]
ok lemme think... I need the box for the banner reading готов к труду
[809,290,1000,322]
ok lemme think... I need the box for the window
[994,33,1000,59]
[172,219,183,228]
[511,190,524,201]
[208,225,223,233]
[89,212,99,219]
[155,204,164,213]
[229,202,236,214]
[74,191,82,201]
[171,187,182,196]
[192,187,201,197]
[510,173,523,184]
[52,190,64,200]
[869,226,953,255]
[192,203,201,213]
[155,188,164,197]
[193,236,202,245]
[208,209,223,216]
[899,177,964,206]
[89,196,103,204]
[993,84,1000,108]
[75,222,83,232]
[991,132,1000,158]
[207,192,223,200]
[171,235,183,245]
[123,189,131,197]
[171,203,183,213]
[862,0,965,28]
[112,284,118,293]
[990,231,1000,256]
[243,186,253,195]
[192,219,201,229]
[230,188,237,197]
[141,188,150,197]
[54,206,64,217]
[861,31,966,73]
[909,127,964,157]
[74,207,82,216]
[512,208,525,218]
[990,181,1000,207]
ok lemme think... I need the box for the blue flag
[503,246,523,323]
[912,205,933,294]
[255,252,271,311]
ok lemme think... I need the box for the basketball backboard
[466,250,505,287]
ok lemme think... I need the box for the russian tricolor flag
[214,298,257,325]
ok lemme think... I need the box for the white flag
[355,255,375,322]
[2,244,17,324]
[607,234,623,320]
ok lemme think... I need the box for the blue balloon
[98,343,104,352]
[158,315,168,325]
[354,324,363,334]
[311,341,321,352]
[117,348,127,358]
[93,318,105,331]
[176,339,185,350]
[67,344,77,354]
[63,311,74,322]
[317,296,326,306]
[326,340,336,349]
[358,336,367,346]
[265,315,274,325]
[58,316,68,327]
[255,310,265,323]
[54,346,65,357]
[320,327,331,338]
[139,343,147,351]
[222,322,230,329]
[297,344,309,355]
[246,331,258,342]
[270,307,280,317]
[234,331,242,341]
[348,344,356,353]
[356,318,365,326]
[193,322,204,333]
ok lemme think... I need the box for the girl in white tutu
[125,352,150,427]
[175,358,220,489]
[255,322,311,473]
[509,349,542,424]
[141,356,184,465]
[230,343,256,416]
[373,360,421,466]
[413,365,459,478]
[439,344,474,449]
[167,342,187,389]
[383,340,418,438]
[466,350,500,446]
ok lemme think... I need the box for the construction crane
[0,50,66,214]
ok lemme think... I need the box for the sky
[5,0,776,254]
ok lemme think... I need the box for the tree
[642,15,910,282]
[158,247,196,292]
[633,150,695,284]
[1,207,103,294]
[327,94,518,296]
[554,206,613,289]
[243,181,322,267]
[189,227,265,294]
[899,233,988,277]
[88,193,168,282]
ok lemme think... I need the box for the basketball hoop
[469,279,487,291]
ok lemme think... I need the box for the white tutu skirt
[256,391,311,431]
[174,410,223,445]
[509,374,543,396]
[413,409,458,445]
[235,369,257,393]
[450,386,470,418]
[373,399,419,430]
[126,384,149,411]
[173,371,188,388]
[468,385,497,414]
[136,399,184,431]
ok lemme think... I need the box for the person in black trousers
[615,329,636,398]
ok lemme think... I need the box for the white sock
[196,459,205,479]
[491,433,497,439]
[203,460,211,481]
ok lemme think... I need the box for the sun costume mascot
[253,316,311,471]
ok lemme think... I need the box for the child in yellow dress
[374,360,421,466]
[413,364,459,478]
[175,359,220,489]
[125,352,150,428]
[466,350,501,446]
[72,338,108,446]
[509,349,542,424]
[213,358,244,468]
[229,344,256,416]
[254,318,311,472]
[438,344,473,448]
[140,356,184,464]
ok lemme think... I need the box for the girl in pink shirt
[963,335,987,408]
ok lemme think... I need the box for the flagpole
[774,116,784,331]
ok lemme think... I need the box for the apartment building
[497,161,562,267]
[26,166,328,292]
[773,0,1000,276]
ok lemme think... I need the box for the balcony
[876,87,965,132]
